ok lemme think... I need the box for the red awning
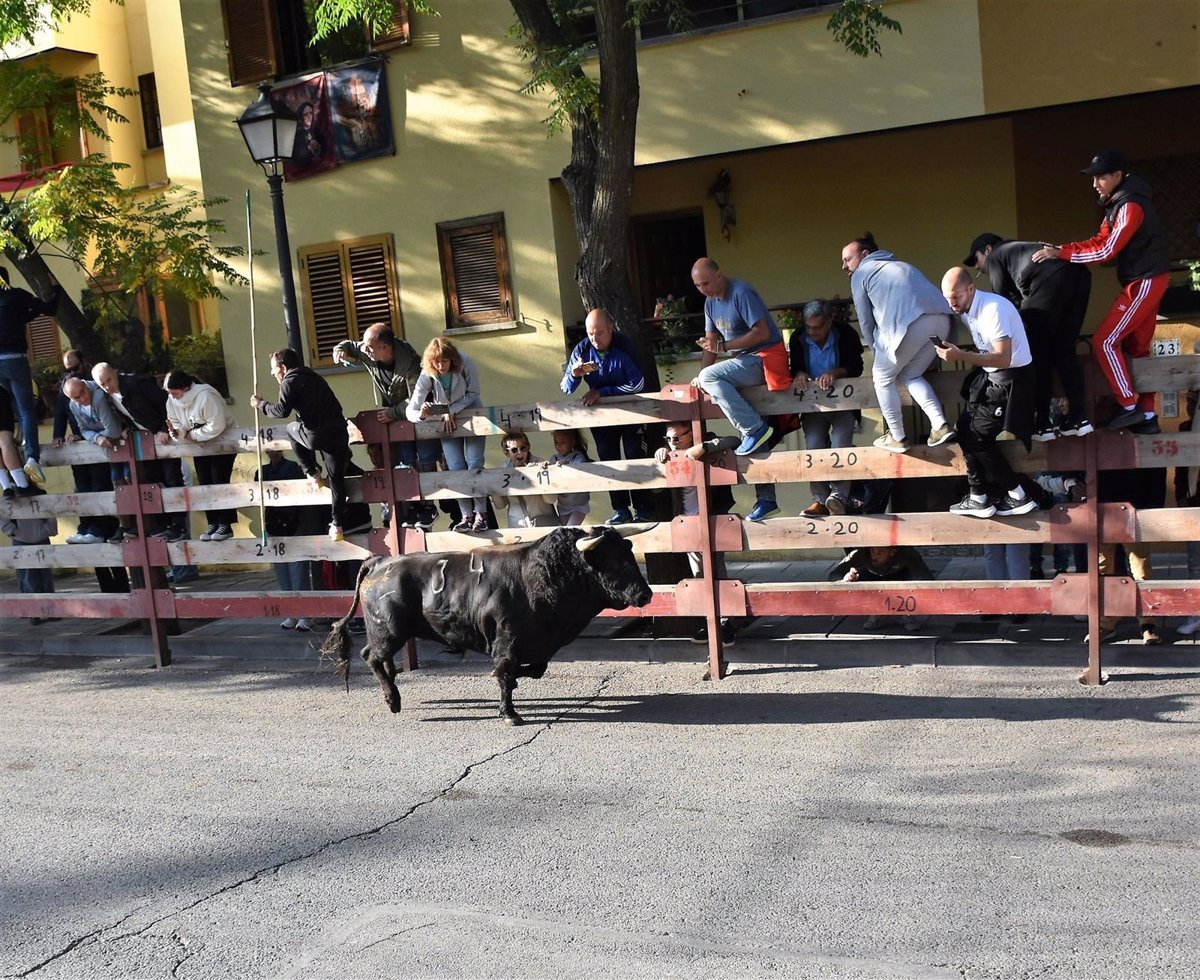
[0,163,70,194]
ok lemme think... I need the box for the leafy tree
[317,0,899,386]
[0,2,246,370]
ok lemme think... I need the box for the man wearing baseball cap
[965,232,1092,441]
[1032,149,1170,432]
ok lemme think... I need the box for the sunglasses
[505,445,531,454]
[664,433,690,444]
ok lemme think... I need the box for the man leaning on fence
[561,308,653,525]
[334,323,438,530]
[937,267,1037,520]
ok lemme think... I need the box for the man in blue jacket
[561,307,653,524]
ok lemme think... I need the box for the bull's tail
[318,556,381,692]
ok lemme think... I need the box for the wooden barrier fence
[3,354,1200,685]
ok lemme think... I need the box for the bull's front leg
[491,655,523,726]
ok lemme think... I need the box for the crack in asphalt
[168,932,199,979]
[356,921,436,953]
[13,668,622,978]
[11,902,150,978]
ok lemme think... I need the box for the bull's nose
[635,587,653,607]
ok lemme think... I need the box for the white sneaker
[294,618,313,632]
[280,618,298,630]
[1177,616,1200,636]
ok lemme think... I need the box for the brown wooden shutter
[369,0,411,51]
[299,234,402,367]
[26,315,61,362]
[437,214,514,329]
[221,0,278,87]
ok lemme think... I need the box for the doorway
[631,210,708,325]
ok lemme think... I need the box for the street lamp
[236,82,304,361]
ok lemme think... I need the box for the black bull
[320,527,653,724]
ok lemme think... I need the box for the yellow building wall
[634,0,986,165]
[977,0,1200,114]
[179,0,574,440]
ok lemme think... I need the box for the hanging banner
[328,61,394,163]
[273,73,338,182]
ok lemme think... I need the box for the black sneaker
[1,488,12,499]
[14,484,46,497]
[164,527,186,543]
[1058,418,1093,438]
[1130,415,1161,435]
[208,524,234,541]
[1031,426,1058,442]
[1102,406,1142,430]
[199,524,218,541]
[995,492,1038,517]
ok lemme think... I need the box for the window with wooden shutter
[436,213,515,331]
[139,73,162,150]
[369,0,411,51]
[25,315,61,363]
[298,233,402,367]
[221,0,279,86]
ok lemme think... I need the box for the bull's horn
[576,533,603,552]
[614,523,657,538]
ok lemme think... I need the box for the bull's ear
[576,534,604,553]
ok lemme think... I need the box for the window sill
[445,320,521,337]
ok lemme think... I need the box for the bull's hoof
[387,697,402,714]
[501,712,524,727]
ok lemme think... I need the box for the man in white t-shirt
[936,267,1037,519]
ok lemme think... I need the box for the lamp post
[236,82,304,361]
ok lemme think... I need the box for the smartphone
[931,337,948,349]
[425,404,450,416]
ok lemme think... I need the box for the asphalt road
[3,652,1199,979]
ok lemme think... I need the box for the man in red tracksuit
[1033,149,1170,433]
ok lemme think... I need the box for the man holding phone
[937,267,1036,519]
[560,307,652,525]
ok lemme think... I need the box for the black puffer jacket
[1102,174,1169,284]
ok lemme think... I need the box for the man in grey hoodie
[841,234,956,454]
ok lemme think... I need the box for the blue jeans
[441,434,487,516]
[396,438,441,469]
[695,353,765,436]
[801,409,856,503]
[18,564,54,593]
[0,356,40,461]
[274,560,312,591]
[984,543,1030,580]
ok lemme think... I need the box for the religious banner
[272,72,338,182]
[328,61,394,163]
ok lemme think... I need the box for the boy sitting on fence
[491,432,557,529]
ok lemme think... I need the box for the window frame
[435,213,516,333]
[138,73,163,150]
[297,232,404,368]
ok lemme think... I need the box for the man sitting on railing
[937,268,1037,520]
[251,348,352,543]
[789,299,864,517]
[690,258,787,457]
[561,307,653,525]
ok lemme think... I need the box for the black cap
[1082,149,1127,176]
[963,233,1004,267]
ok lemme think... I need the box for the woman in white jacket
[405,337,488,532]
[162,370,237,541]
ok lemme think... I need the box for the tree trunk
[509,0,660,391]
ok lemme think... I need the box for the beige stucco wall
[179,0,575,435]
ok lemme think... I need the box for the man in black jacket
[788,299,865,516]
[965,233,1092,441]
[251,347,352,542]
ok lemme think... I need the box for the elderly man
[93,361,187,540]
[936,267,1037,519]
[691,258,787,457]
[964,233,1092,441]
[1033,149,1170,432]
[0,267,61,483]
[561,307,652,524]
[842,234,955,454]
[334,323,438,530]
[788,299,864,516]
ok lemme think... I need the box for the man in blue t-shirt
[690,257,781,456]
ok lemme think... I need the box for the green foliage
[169,330,225,378]
[0,0,96,47]
[5,160,246,300]
[311,0,436,39]
[827,0,902,58]
[30,356,62,412]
